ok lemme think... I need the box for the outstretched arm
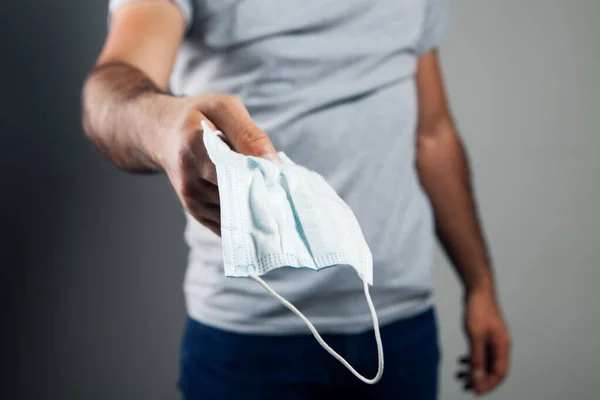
[82,0,187,173]
[81,0,278,236]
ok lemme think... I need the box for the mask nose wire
[249,273,384,385]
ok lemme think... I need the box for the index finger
[200,95,280,162]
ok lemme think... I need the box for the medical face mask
[202,121,384,384]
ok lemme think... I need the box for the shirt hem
[184,296,435,336]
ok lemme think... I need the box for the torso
[173,0,447,334]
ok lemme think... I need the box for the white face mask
[202,121,384,384]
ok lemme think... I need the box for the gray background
[2,0,598,399]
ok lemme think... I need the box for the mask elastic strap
[249,274,384,385]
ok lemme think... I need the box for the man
[82,0,511,398]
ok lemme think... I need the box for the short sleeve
[108,0,194,34]
[414,0,452,55]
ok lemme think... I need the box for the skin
[81,1,279,235]
[416,53,512,395]
[81,0,511,396]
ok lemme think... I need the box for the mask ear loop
[249,273,384,385]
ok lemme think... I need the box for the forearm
[81,62,177,173]
[416,121,494,294]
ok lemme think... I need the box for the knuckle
[177,174,198,197]
[179,182,195,199]
[199,169,210,182]
[176,149,199,176]
[178,106,203,137]
[222,94,241,106]
[207,94,236,114]
[199,161,216,182]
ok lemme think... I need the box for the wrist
[463,267,496,298]
[136,92,186,172]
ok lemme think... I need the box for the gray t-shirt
[109,0,451,334]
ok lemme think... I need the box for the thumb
[200,95,280,162]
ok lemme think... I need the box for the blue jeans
[178,307,440,399]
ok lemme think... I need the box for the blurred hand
[155,94,279,236]
[456,287,512,396]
